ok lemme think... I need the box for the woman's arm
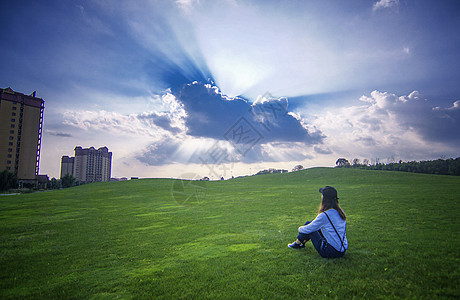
[298,213,326,234]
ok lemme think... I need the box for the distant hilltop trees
[335,157,460,176]
[255,168,288,175]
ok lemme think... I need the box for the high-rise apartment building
[60,156,74,178]
[0,87,44,185]
[60,146,112,183]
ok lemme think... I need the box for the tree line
[255,168,289,175]
[0,172,82,192]
[335,157,460,176]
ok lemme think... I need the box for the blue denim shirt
[298,209,348,252]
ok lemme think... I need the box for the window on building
[10,124,15,128]
[6,167,11,170]
[10,130,14,134]
[12,112,16,116]
[7,160,11,164]
[11,118,15,122]
[9,136,13,140]
[12,106,17,111]
[8,148,13,152]
[7,154,12,158]
[8,142,13,146]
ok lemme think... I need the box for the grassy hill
[1,168,459,299]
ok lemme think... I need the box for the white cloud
[62,91,187,140]
[373,0,399,12]
[306,90,460,163]
[434,100,460,111]
[63,110,156,136]
[176,0,200,11]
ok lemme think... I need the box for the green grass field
[1,168,459,299]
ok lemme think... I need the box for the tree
[292,165,304,172]
[363,159,370,166]
[50,178,60,189]
[352,158,361,166]
[336,158,350,167]
[0,170,17,191]
[61,174,76,188]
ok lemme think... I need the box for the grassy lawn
[1,168,459,299]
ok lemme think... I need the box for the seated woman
[288,186,348,258]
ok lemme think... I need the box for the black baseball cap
[319,186,338,199]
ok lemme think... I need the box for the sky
[1,0,459,179]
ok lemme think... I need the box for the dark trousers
[297,221,345,258]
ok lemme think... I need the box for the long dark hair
[318,195,346,221]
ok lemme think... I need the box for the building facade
[0,87,44,184]
[60,146,112,183]
[60,156,74,178]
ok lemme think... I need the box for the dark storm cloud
[45,130,73,137]
[174,82,249,139]
[175,82,324,144]
[138,112,182,134]
[136,140,181,166]
[134,81,324,166]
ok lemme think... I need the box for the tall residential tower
[0,87,44,185]
[60,146,112,183]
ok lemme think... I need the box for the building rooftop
[0,87,44,108]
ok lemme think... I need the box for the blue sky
[1,0,459,179]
